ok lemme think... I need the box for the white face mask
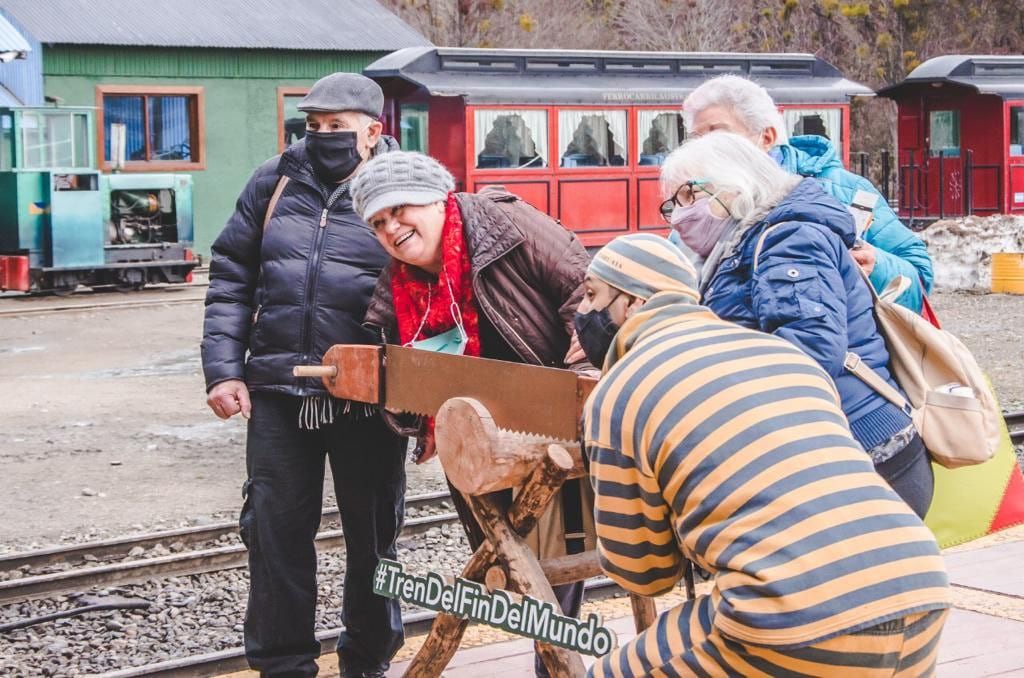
[669,196,732,258]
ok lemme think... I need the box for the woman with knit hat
[351,150,595,678]
[579,234,950,678]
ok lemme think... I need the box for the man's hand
[207,379,252,420]
[413,432,437,465]
[851,242,877,276]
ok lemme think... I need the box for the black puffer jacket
[201,137,399,396]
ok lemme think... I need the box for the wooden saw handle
[292,366,338,378]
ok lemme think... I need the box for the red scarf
[391,193,481,358]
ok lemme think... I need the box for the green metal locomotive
[0,105,197,293]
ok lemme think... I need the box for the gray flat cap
[297,72,384,118]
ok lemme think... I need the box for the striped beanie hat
[588,234,699,302]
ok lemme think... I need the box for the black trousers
[241,392,407,677]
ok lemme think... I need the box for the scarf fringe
[297,396,376,430]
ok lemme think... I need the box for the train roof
[364,47,873,105]
[878,55,1024,99]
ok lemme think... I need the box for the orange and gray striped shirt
[585,291,951,647]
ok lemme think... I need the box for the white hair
[682,74,788,144]
[660,132,796,223]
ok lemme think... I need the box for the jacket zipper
[299,185,347,374]
[471,250,544,366]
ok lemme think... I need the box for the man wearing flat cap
[201,72,406,677]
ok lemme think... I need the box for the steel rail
[0,294,207,317]
[0,491,451,574]
[0,511,459,606]
[1006,410,1024,446]
[95,578,623,678]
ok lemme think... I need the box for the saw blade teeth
[493,426,577,444]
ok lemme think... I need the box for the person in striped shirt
[574,234,951,677]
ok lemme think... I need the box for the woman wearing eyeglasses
[351,151,596,678]
[659,132,934,519]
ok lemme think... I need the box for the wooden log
[436,397,585,496]
[629,593,658,633]
[539,550,601,587]
[403,447,571,677]
[484,565,507,593]
[468,493,586,678]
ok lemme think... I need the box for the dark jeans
[240,392,407,677]
[534,580,586,678]
[876,433,934,519]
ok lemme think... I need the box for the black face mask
[304,130,363,184]
[573,295,621,368]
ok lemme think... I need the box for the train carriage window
[0,113,12,171]
[559,109,627,167]
[401,104,429,154]
[783,108,842,144]
[97,85,204,169]
[928,110,960,158]
[1009,106,1024,156]
[474,109,548,169]
[637,110,685,166]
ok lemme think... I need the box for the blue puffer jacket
[702,178,913,454]
[772,135,934,313]
[201,137,398,396]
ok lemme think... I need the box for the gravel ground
[0,518,471,677]
[0,287,1022,674]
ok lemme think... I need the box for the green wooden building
[0,0,430,257]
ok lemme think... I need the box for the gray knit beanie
[351,151,456,221]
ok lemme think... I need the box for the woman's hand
[413,432,437,465]
[851,242,876,276]
[564,330,587,365]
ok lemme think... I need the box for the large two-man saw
[293,345,597,441]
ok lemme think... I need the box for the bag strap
[751,223,784,273]
[262,175,290,232]
[843,352,912,415]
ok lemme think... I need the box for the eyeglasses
[659,179,709,222]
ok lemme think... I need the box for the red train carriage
[362,47,871,246]
[879,55,1024,220]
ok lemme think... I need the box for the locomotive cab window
[1010,106,1024,157]
[401,104,429,154]
[0,113,12,170]
[783,108,841,145]
[928,110,960,158]
[559,109,627,167]
[97,85,204,170]
[21,110,91,169]
[474,109,547,169]
[637,110,685,166]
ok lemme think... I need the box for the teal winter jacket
[772,135,933,312]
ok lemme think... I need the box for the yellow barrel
[992,253,1024,294]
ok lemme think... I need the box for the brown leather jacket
[364,187,591,369]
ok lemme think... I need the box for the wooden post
[403,445,573,677]
[629,593,658,633]
[468,493,586,678]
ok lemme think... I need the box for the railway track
[96,578,623,678]
[0,287,207,317]
[0,492,455,606]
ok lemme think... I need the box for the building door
[1008,103,1024,213]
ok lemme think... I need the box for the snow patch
[920,215,1024,291]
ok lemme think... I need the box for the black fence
[851,148,1001,222]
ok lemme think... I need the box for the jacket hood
[761,177,856,248]
[773,135,843,177]
[604,291,715,373]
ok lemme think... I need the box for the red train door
[1008,101,1024,214]
[922,106,964,218]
